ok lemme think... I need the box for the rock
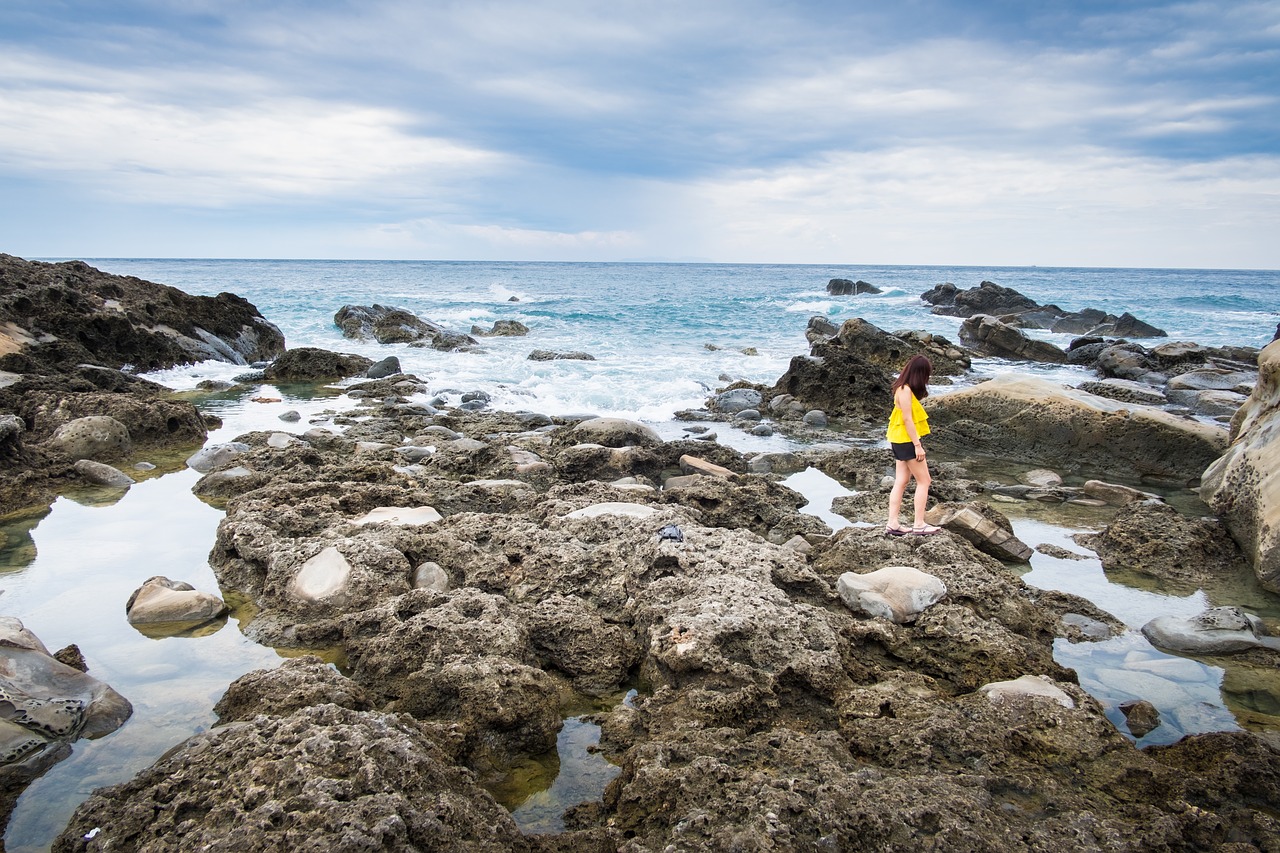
[289,546,353,605]
[52,645,87,672]
[1081,479,1153,505]
[72,459,134,489]
[564,502,658,520]
[1035,543,1091,561]
[1141,606,1266,654]
[0,255,284,375]
[827,278,882,295]
[1184,389,1247,418]
[527,349,595,361]
[960,314,1069,363]
[1119,700,1162,738]
[979,674,1075,708]
[711,387,763,413]
[54,703,526,852]
[411,561,450,591]
[837,566,948,623]
[45,415,131,461]
[186,441,250,473]
[678,454,736,478]
[213,657,374,723]
[1168,367,1256,393]
[351,506,443,526]
[1089,312,1167,338]
[125,576,227,627]
[925,501,1033,562]
[923,280,1040,317]
[1019,468,1063,488]
[365,355,401,379]
[1200,340,1280,592]
[1074,500,1246,591]
[925,375,1227,484]
[278,409,301,422]
[261,347,373,381]
[734,408,762,421]
[1078,378,1168,406]
[805,315,840,345]
[569,417,663,448]
[471,319,529,337]
[802,409,829,426]
[335,304,476,350]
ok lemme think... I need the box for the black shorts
[891,441,918,461]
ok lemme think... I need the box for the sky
[1,0,1278,267]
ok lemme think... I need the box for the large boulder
[335,304,476,351]
[20,391,207,448]
[0,254,284,375]
[827,278,882,295]
[53,703,526,852]
[922,280,1039,317]
[925,375,1228,484]
[261,347,374,381]
[125,576,228,628]
[44,416,131,461]
[1200,339,1280,592]
[922,280,1166,338]
[959,314,1069,363]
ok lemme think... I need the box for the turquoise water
[4,260,1278,849]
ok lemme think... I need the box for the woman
[885,354,941,535]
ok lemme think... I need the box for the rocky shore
[2,257,1279,851]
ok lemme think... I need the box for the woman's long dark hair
[891,354,932,399]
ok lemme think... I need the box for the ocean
[2,260,1278,849]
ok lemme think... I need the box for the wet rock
[72,459,134,489]
[1119,699,1162,738]
[335,304,476,350]
[804,314,840,345]
[471,319,529,337]
[925,501,1033,562]
[261,346,373,381]
[411,561,450,591]
[186,441,250,473]
[837,565,948,623]
[1035,543,1090,561]
[922,280,1040,317]
[1200,340,1280,592]
[528,349,595,361]
[1019,468,1063,488]
[710,387,763,413]
[125,576,228,627]
[365,355,401,379]
[925,375,1227,484]
[278,409,301,422]
[1141,606,1267,654]
[1078,378,1168,406]
[1073,500,1246,592]
[960,314,1069,363]
[827,278,881,295]
[1082,479,1155,506]
[45,415,131,461]
[678,454,735,478]
[802,409,828,426]
[54,703,525,852]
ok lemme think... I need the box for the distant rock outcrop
[827,278,882,295]
[334,304,476,351]
[922,280,1166,338]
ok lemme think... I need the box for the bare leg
[888,460,910,529]
[906,458,932,527]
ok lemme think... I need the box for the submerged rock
[1141,606,1268,655]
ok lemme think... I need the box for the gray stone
[837,566,947,624]
[1119,700,1161,738]
[278,410,302,422]
[1141,606,1264,654]
[411,562,450,592]
[751,423,774,437]
[979,675,1075,708]
[570,417,663,448]
[46,416,131,461]
[713,388,764,414]
[290,546,353,605]
[186,442,250,473]
[126,576,227,627]
[366,356,402,379]
[72,459,135,489]
[802,410,828,427]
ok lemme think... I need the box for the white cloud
[360,218,640,259]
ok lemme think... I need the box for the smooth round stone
[47,416,131,461]
[186,442,250,473]
[837,566,947,624]
[980,675,1075,709]
[73,459,135,489]
[351,506,442,526]
[802,410,828,427]
[267,432,297,449]
[290,547,351,603]
[394,446,436,462]
[564,502,657,520]
[126,576,227,626]
[733,409,762,421]
[412,561,449,592]
[751,424,774,437]
[132,461,157,471]
[278,410,302,422]
[1141,606,1263,654]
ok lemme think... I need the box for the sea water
[3,260,1278,849]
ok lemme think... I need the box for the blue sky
[2,0,1278,267]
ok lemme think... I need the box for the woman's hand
[913,440,925,462]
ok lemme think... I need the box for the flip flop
[884,525,908,536]
[910,524,942,535]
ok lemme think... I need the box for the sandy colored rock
[837,565,948,623]
[125,576,227,626]
[45,416,131,462]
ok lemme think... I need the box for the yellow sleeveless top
[886,389,930,444]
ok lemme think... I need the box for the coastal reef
[2,259,1278,850]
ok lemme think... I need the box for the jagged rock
[186,441,250,473]
[528,349,595,361]
[471,320,529,337]
[53,703,526,852]
[710,387,763,413]
[925,501,1033,562]
[1075,500,1246,592]
[365,355,401,379]
[922,280,1039,317]
[261,347,373,381]
[335,304,476,350]
[1200,340,1280,593]
[925,375,1227,484]
[1078,378,1168,406]
[125,576,227,627]
[827,278,882,295]
[960,314,1069,363]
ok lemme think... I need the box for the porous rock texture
[925,375,1227,485]
[1200,339,1280,593]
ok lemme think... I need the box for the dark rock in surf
[827,278,882,295]
[262,347,374,381]
[334,304,476,351]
